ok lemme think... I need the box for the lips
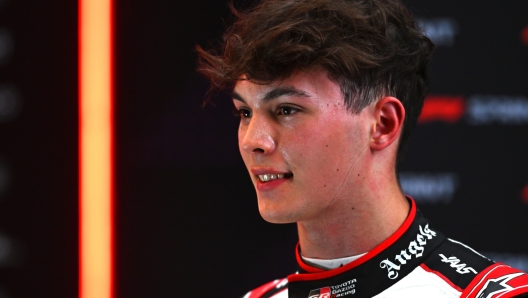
[251,168,293,191]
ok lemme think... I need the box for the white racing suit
[243,199,528,298]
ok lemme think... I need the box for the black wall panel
[0,0,78,297]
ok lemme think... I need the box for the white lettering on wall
[467,95,528,125]
[417,18,459,47]
[399,173,458,204]
[0,84,21,122]
[0,161,9,198]
[0,28,13,65]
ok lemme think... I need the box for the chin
[258,207,297,224]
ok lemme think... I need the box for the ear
[370,96,405,151]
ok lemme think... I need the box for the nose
[240,114,276,156]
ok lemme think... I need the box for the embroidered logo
[380,224,436,279]
[308,287,331,298]
[476,272,524,298]
[439,254,477,274]
[307,279,357,298]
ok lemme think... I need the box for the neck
[296,171,409,259]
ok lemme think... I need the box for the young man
[197,0,528,297]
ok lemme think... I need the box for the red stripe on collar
[290,197,416,282]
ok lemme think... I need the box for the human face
[232,70,374,224]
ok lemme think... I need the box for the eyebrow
[232,86,310,103]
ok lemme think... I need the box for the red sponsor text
[418,95,465,123]
[522,184,528,204]
[522,25,528,46]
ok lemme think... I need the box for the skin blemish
[336,168,339,172]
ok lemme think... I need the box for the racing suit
[242,199,528,298]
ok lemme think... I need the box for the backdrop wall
[0,0,526,297]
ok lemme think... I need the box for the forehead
[233,70,343,104]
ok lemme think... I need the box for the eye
[277,106,298,116]
[235,108,252,119]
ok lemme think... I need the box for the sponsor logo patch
[308,287,331,298]
[465,264,528,298]
[380,225,436,279]
[307,279,357,298]
[439,254,477,274]
[476,272,524,298]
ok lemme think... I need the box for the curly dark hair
[196,0,434,163]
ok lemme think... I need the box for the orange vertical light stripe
[79,0,113,298]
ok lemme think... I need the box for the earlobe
[370,96,405,151]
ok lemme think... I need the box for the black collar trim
[287,198,446,298]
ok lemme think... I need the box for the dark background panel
[0,0,78,297]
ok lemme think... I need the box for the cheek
[280,127,316,163]
[282,122,342,170]
[285,118,364,177]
